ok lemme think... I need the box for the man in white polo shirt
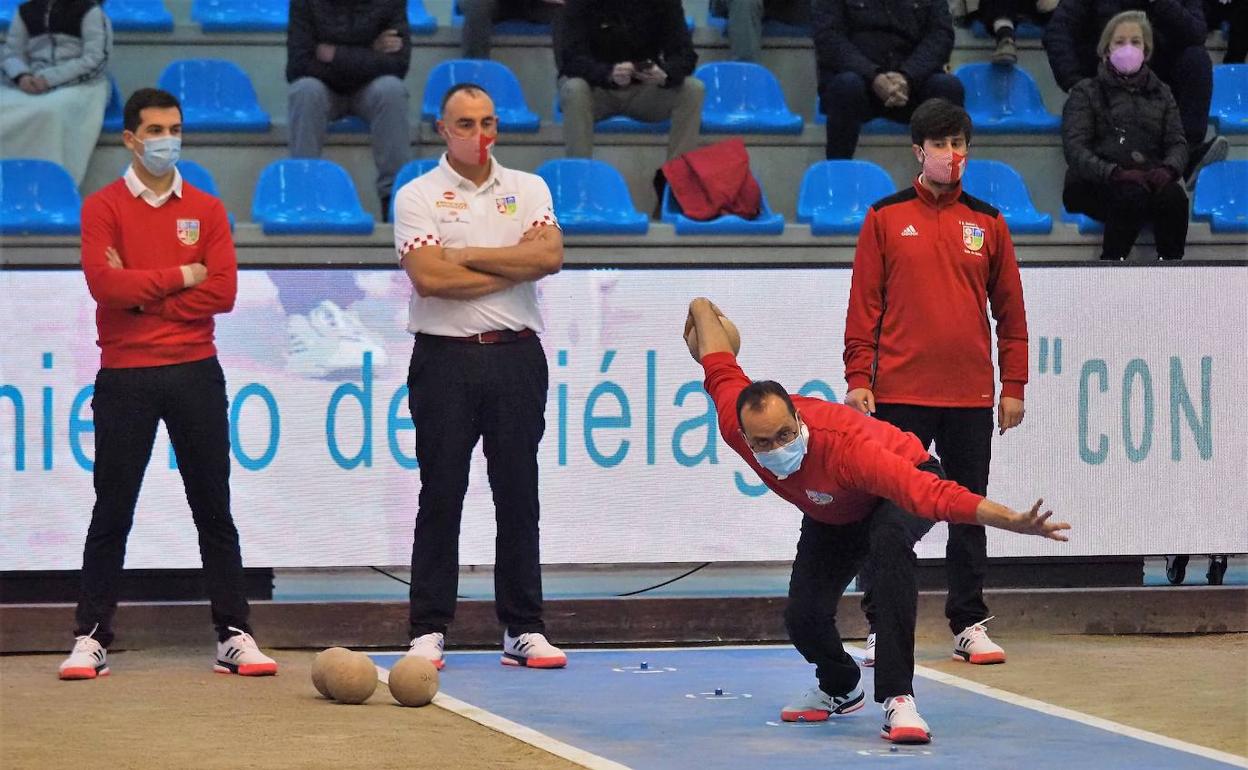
[393,82,566,671]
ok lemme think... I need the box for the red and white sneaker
[214,628,278,676]
[501,631,567,669]
[407,632,446,671]
[780,682,865,722]
[59,630,109,680]
[881,695,932,744]
[952,617,1006,665]
[863,632,876,668]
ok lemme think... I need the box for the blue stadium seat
[955,63,1060,133]
[1061,208,1104,235]
[661,174,785,235]
[103,76,124,132]
[535,159,648,235]
[1211,64,1248,134]
[390,158,439,220]
[328,115,369,133]
[553,95,671,133]
[158,60,272,132]
[706,6,810,36]
[0,160,82,235]
[106,0,174,31]
[1193,160,1248,233]
[408,0,437,34]
[961,159,1053,233]
[813,98,908,133]
[696,62,802,135]
[421,60,539,132]
[967,19,1044,39]
[191,0,287,32]
[179,160,236,229]
[252,159,374,235]
[0,0,14,31]
[797,160,895,235]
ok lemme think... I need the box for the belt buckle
[476,332,487,345]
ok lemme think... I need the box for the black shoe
[1165,555,1189,584]
[1184,136,1229,187]
[380,194,392,223]
[1206,555,1228,586]
[652,168,667,221]
[992,26,1018,66]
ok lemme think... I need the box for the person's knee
[924,73,966,106]
[1155,181,1190,213]
[784,598,824,637]
[678,76,706,107]
[289,77,330,108]
[1108,183,1151,212]
[368,75,409,105]
[559,77,592,109]
[1173,44,1214,77]
[459,0,494,20]
[825,71,868,100]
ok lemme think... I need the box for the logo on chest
[176,219,200,246]
[495,194,518,216]
[806,490,835,505]
[962,224,985,253]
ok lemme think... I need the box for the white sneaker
[501,631,567,669]
[952,617,1006,665]
[214,628,278,676]
[286,300,388,378]
[407,632,446,671]
[881,695,932,744]
[59,630,109,680]
[863,632,876,668]
[779,682,865,722]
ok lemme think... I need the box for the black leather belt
[419,328,536,345]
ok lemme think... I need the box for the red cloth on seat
[662,138,761,221]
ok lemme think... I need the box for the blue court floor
[371,646,1244,770]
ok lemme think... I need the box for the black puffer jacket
[1043,0,1207,91]
[286,0,410,95]
[1061,63,1187,184]
[811,0,954,87]
[557,0,697,89]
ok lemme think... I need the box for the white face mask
[752,422,810,480]
[135,135,181,176]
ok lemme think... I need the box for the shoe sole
[952,650,1006,665]
[881,726,932,744]
[214,661,278,676]
[780,692,865,722]
[500,654,567,669]
[1187,137,1230,187]
[59,666,109,680]
[862,658,875,668]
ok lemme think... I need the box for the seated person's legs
[616,78,706,160]
[1148,181,1190,260]
[912,73,966,110]
[288,77,337,159]
[557,76,596,158]
[350,75,412,215]
[1149,43,1214,150]
[820,71,874,159]
[460,0,500,58]
[716,0,765,62]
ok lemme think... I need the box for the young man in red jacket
[686,299,1065,744]
[59,89,277,680]
[843,99,1029,668]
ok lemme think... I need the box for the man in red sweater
[843,99,1029,669]
[59,88,277,681]
[687,298,1064,744]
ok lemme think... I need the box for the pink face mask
[1109,44,1145,75]
[443,128,495,166]
[920,149,967,185]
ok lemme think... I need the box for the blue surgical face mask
[752,421,809,480]
[136,135,181,177]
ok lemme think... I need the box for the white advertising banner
[1,266,1245,568]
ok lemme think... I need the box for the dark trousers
[820,71,966,159]
[1064,179,1189,260]
[73,357,251,648]
[977,0,1052,28]
[461,0,562,58]
[1150,44,1214,147]
[1208,0,1248,63]
[786,460,940,703]
[407,334,548,638]
[859,405,993,636]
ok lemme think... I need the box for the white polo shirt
[393,154,559,336]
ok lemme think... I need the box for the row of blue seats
[3,156,1245,236]
[103,58,1248,136]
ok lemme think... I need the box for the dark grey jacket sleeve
[557,0,614,87]
[286,0,335,83]
[811,0,881,81]
[1062,82,1116,183]
[899,0,954,85]
[328,0,411,83]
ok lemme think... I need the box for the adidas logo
[901,225,919,237]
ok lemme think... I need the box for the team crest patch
[495,195,518,216]
[806,490,835,505]
[962,224,984,252]
[176,219,200,246]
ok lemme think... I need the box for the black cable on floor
[616,562,711,596]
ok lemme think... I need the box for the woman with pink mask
[1061,11,1190,261]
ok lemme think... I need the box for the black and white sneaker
[1185,135,1229,187]
[501,631,567,669]
[59,628,109,680]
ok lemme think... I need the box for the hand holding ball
[685,316,741,362]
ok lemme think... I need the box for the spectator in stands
[978,0,1059,66]
[1061,11,1190,260]
[286,0,412,220]
[556,0,704,197]
[812,0,964,159]
[712,0,812,62]
[1205,0,1246,62]
[0,0,112,184]
[462,0,565,59]
[1044,0,1228,184]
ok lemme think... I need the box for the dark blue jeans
[820,71,966,159]
[74,357,251,648]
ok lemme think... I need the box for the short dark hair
[440,82,490,115]
[736,381,796,427]
[909,98,973,146]
[123,88,182,133]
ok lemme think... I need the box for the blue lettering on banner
[327,352,373,469]
[583,350,631,468]
[387,384,418,470]
[231,383,281,471]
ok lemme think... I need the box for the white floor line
[374,664,632,770]
[841,645,1248,768]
